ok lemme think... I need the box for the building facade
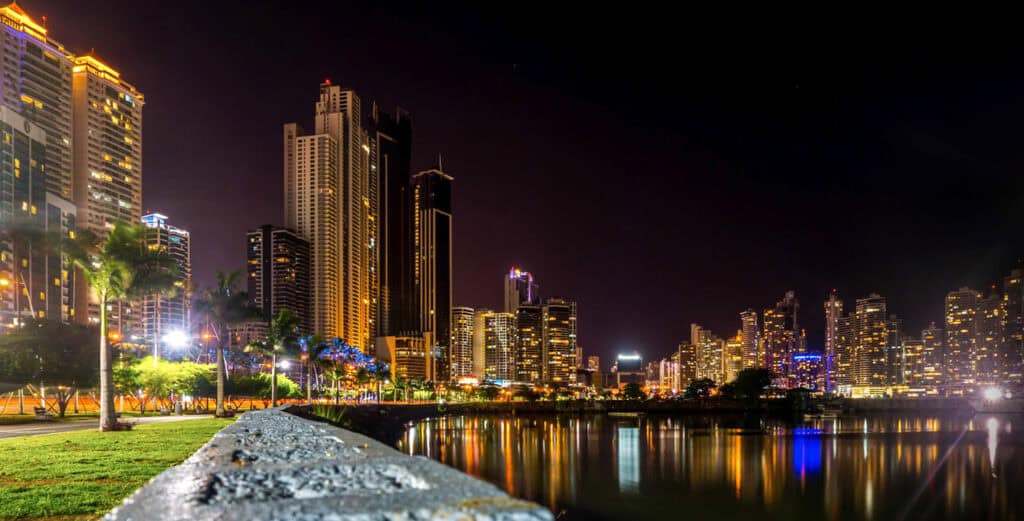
[138,213,190,359]
[414,167,453,382]
[504,267,539,313]
[450,306,474,379]
[246,225,310,334]
[945,287,980,395]
[762,291,804,386]
[515,304,543,382]
[739,309,759,369]
[542,297,577,384]
[823,291,843,393]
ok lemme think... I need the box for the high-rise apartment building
[0,3,74,200]
[886,315,904,386]
[723,331,744,383]
[0,106,48,329]
[515,304,543,382]
[834,315,854,389]
[246,225,310,334]
[542,297,577,384]
[587,355,600,372]
[901,338,926,393]
[1003,269,1024,385]
[921,324,945,395]
[677,341,698,389]
[739,309,759,369]
[762,291,803,386]
[414,166,453,381]
[823,291,843,392]
[974,291,1003,384]
[284,82,371,347]
[852,294,887,388]
[42,192,76,323]
[138,213,190,358]
[504,267,539,313]
[945,287,980,395]
[692,324,725,383]
[369,105,415,337]
[473,309,516,381]
[451,306,474,379]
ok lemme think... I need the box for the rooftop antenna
[437,153,443,171]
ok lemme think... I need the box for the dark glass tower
[414,166,453,382]
[369,104,416,337]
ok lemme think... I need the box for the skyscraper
[504,267,538,313]
[739,309,759,369]
[414,166,453,382]
[246,225,310,334]
[852,294,887,388]
[285,82,371,347]
[1002,268,1024,385]
[762,291,803,386]
[542,297,577,384]
[0,106,48,330]
[921,323,945,395]
[369,105,415,337]
[723,331,744,383]
[901,337,925,393]
[0,3,74,200]
[692,324,724,383]
[945,287,980,395]
[72,54,143,330]
[677,341,698,389]
[835,315,854,390]
[886,315,904,386]
[974,291,1003,384]
[515,304,543,382]
[823,291,843,393]
[42,193,76,324]
[139,213,190,359]
[473,310,516,381]
[587,355,601,372]
[451,306,474,379]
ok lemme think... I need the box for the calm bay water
[396,413,1021,520]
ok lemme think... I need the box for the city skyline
[19,1,1024,364]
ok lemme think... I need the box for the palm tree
[193,270,254,417]
[303,335,331,404]
[67,223,178,431]
[245,309,299,407]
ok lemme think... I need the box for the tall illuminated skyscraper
[852,294,887,387]
[139,213,190,359]
[504,267,539,313]
[451,306,474,379]
[823,291,843,392]
[762,291,803,386]
[1003,268,1024,385]
[723,331,744,383]
[921,323,945,395]
[834,315,853,390]
[284,82,372,347]
[677,341,698,389]
[515,304,543,381]
[473,309,516,381]
[542,297,577,384]
[945,287,980,395]
[739,309,759,369]
[414,166,453,381]
[974,291,1003,385]
[0,106,49,330]
[0,3,74,200]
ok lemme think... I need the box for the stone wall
[104,408,552,520]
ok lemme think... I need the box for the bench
[33,406,54,421]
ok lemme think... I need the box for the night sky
[29,2,1024,364]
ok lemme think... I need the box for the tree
[0,319,99,417]
[245,309,300,407]
[302,335,330,404]
[476,384,501,401]
[731,368,774,402]
[193,270,255,417]
[622,382,646,400]
[234,373,301,403]
[684,378,717,400]
[67,223,178,431]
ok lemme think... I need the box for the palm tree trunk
[216,337,226,417]
[98,294,117,431]
[307,366,312,405]
[271,354,278,407]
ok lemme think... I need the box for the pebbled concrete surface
[104,407,552,521]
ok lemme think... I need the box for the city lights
[161,329,189,349]
[982,387,1003,402]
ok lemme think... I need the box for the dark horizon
[27,1,1024,363]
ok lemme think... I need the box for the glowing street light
[278,360,291,371]
[982,387,1003,402]
[162,329,189,350]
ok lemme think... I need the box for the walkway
[0,414,215,439]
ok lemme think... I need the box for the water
[396,413,1022,520]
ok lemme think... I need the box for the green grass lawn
[0,418,234,520]
[0,412,154,426]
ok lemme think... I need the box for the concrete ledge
[104,407,552,520]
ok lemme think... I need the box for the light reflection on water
[397,413,1021,521]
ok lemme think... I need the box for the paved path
[0,414,215,439]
